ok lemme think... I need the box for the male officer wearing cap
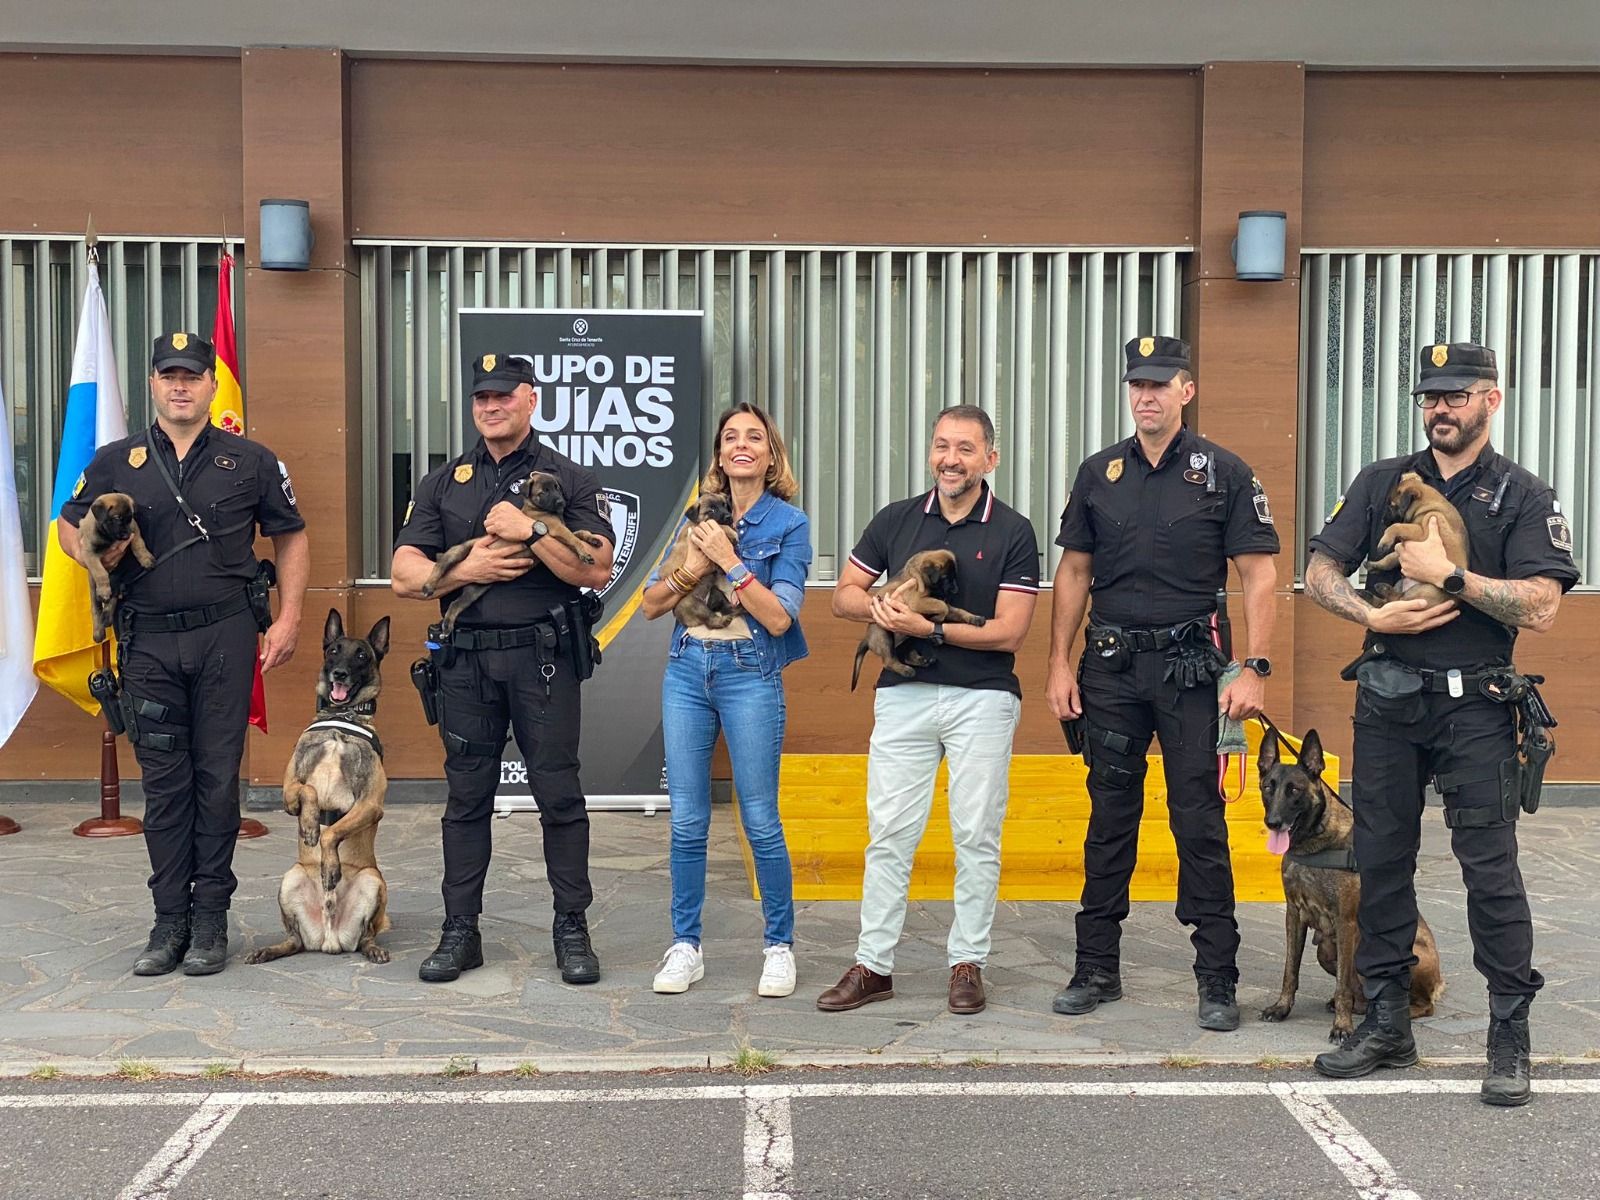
[1305,342,1577,1104]
[59,332,309,977]
[393,352,614,985]
[1046,335,1280,1031]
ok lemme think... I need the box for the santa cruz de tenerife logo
[598,488,641,600]
[572,318,589,337]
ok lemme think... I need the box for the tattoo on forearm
[1466,576,1558,630]
[1305,552,1373,627]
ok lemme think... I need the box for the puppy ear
[323,608,344,648]
[1300,729,1326,779]
[366,616,391,662]
[1258,728,1280,774]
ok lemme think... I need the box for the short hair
[1174,368,1194,387]
[933,404,995,450]
[701,402,799,501]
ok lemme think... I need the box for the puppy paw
[1328,1021,1355,1043]
[971,615,987,626]
[243,949,270,965]
[133,548,156,568]
[362,944,391,964]
[1259,1003,1292,1022]
[577,531,605,546]
[576,550,595,564]
[419,584,437,598]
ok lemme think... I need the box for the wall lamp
[1232,210,1287,282]
[259,199,313,271]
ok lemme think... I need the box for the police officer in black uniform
[59,331,309,977]
[392,353,614,985]
[1305,342,1577,1105]
[1046,335,1280,1031]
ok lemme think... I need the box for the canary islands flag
[33,256,128,714]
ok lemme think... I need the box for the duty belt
[120,592,252,633]
[430,622,552,652]
[1098,619,1210,653]
[1413,667,1501,695]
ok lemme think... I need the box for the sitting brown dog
[655,492,741,629]
[1258,728,1444,1041]
[421,469,606,635]
[1365,471,1470,606]
[850,548,987,690]
[74,493,156,642]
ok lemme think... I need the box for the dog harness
[302,711,384,760]
[1286,845,1359,872]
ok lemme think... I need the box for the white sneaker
[758,944,797,998]
[652,942,704,994]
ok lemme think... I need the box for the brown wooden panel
[0,54,241,236]
[351,63,1198,246]
[1304,73,1600,249]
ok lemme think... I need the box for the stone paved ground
[1,798,1598,1072]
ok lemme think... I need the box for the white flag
[0,373,39,746]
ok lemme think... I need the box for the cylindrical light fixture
[1232,210,1287,282]
[259,199,313,271]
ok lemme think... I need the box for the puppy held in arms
[1257,728,1444,1041]
[74,493,156,642]
[656,492,741,629]
[1365,471,1470,606]
[850,548,987,690]
[420,469,606,635]
[246,609,393,966]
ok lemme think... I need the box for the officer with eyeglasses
[1304,341,1578,1106]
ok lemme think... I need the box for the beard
[1426,404,1489,453]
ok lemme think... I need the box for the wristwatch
[524,519,548,550]
[1441,567,1467,596]
[928,621,946,645]
[725,562,753,588]
[1243,657,1273,678]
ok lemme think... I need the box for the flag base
[238,817,269,839]
[74,816,143,838]
[0,816,20,836]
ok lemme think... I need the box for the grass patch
[730,1045,778,1076]
[1161,1055,1205,1070]
[1255,1055,1287,1069]
[442,1056,477,1078]
[963,1055,996,1069]
[27,1065,60,1081]
[201,1063,235,1081]
[115,1060,160,1082]
[513,1062,541,1078]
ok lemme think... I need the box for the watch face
[1443,570,1465,594]
[532,520,548,536]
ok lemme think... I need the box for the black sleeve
[1503,484,1581,592]
[254,447,307,536]
[393,472,447,557]
[1054,461,1096,551]
[1306,468,1380,574]
[848,506,894,579]
[1222,461,1282,557]
[57,446,121,528]
[562,466,615,543]
[999,519,1042,594]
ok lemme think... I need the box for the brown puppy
[1258,728,1444,1041]
[74,493,156,642]
[655,492,741,629]
[421,469,606,635]
[246,609,393,966]
[850,548,987,690]
[1365,471,1470,606]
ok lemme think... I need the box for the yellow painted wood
[735,723,1339,903]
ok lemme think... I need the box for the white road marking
[1271,1084,1421,1200]
[742,1094,794,1200]
[116,1100,243,1200]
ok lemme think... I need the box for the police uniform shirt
[59,423,304,612]
[1055,426,1280,627]
[1308,444,1580,668]
[848,482,1040,695]
[395,429,613,627]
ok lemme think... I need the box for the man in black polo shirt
[1305,342,1578,1105]
[392,352,614,985]
[816,405,1040,1016]
[1046,335,1280,1031]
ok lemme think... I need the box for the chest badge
[454,464,474,484]
[1183,469,1207,485]
[1190,452,1207,471]
[128,446,148,468]
[1106,459,1123,483]
[214,454,237,471]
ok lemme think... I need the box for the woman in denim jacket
[640,402,811,997]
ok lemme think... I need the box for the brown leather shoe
[949,963,986,1014]
[816,963,894,1012]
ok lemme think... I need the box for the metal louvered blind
[356,242,1186,581]
[1299,251,1599,585]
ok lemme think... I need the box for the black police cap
[1412,342,1498,394]
[470,352,535,395]
[151,331,214,375]
[1122,335,1190,384]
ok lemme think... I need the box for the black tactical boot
[1197,974,1241,1032]
[553,911,600,985]
[132,912,191,976]
[1314,981,1417,1078]
[1482,999,1532,1107]
[418,915,484,983]
[181,909,229,976]
[1052,965,1122,1015]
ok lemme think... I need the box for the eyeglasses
[1414,388,1492,410]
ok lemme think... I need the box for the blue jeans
[662,637,794,947]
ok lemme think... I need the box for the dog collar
[302,716,384,760]
[1287,846,1359,872]
[317,698,377,717]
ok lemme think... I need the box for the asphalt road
[3,1064,1597,1200]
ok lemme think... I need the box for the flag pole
[74,642,141,837]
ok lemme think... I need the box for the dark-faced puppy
[656,492,741,629]
[850,548,988,690]
[1257,729,1444,1040]
[421,469,606,634]
[1365,471,1470,606]
[75,493,156,642]
[246,608,393,966]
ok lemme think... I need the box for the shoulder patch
[1548,514,1574,553]
[277,459,298,508]
[1327,494,1345,522]
[403,499,415,526]
[71,472,86,499]
[596,492,609,519]
[1253,487,1274,525]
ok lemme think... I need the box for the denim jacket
[657,490,812,679]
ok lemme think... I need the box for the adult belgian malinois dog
[1365,471,1471,606]
[1257,728,1444,1041]
[655,492,742,629]
[246,609,393,966]
[74,492,156,642]
[850,549,988,690]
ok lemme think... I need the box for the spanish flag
[211,252,268,732]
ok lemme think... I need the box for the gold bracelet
[671,568,699,592]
